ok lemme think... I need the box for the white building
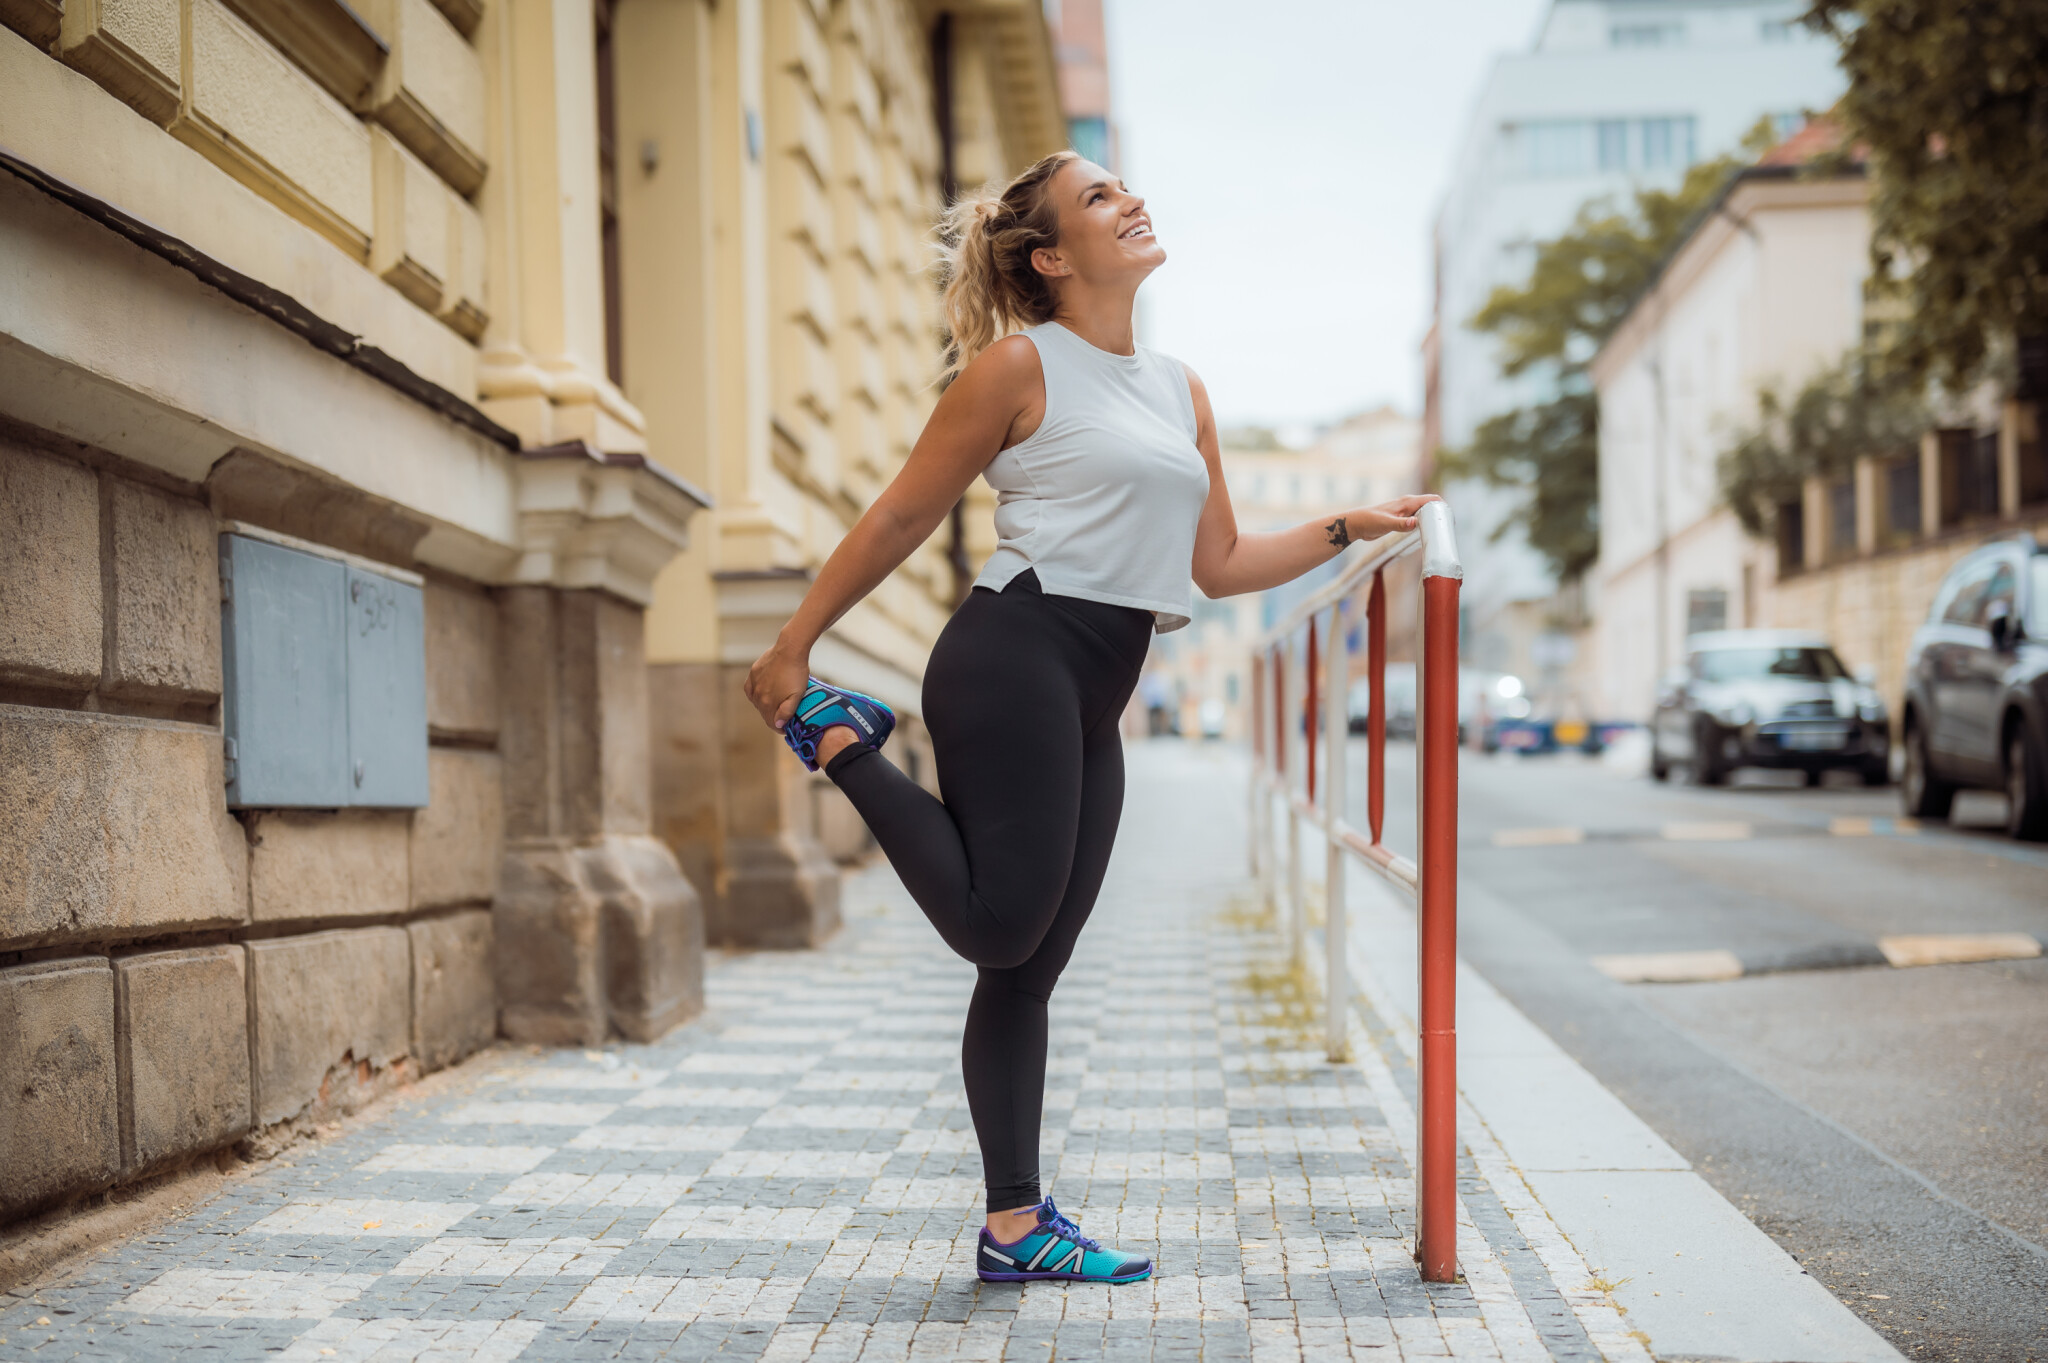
[1590,154,1870,720]
[1430,0,1845,688]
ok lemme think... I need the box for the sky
[1105,0,1553,430]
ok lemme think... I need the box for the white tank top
[972,322,1210,633]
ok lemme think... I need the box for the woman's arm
[1184,366,1437,598]
[743,336,1041,730]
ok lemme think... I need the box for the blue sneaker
[781,677,896,772]
[976,1199,1152,1284]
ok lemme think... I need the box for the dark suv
[1900,536,2048,840]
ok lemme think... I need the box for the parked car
[1650,630,1889,787]
[1899,536,2048,840]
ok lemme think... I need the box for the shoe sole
[976,1268,1152,1284]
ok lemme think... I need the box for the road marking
[1828,817,1873,836]
[1660,821,1753,842]
[1591,950,1746,984]
[1876,933,2044,968]
[1492,826,1586,847]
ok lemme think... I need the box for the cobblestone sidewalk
[2,745,1643,1362]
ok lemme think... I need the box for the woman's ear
[1030,245,1071,279]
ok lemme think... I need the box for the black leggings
[825,571,1151,1212]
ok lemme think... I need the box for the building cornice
[0,142,519,451]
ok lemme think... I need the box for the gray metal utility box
[220,530,428,809]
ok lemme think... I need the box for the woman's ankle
[984,1204,1041,1243]
[815,725,863,767]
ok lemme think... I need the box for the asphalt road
[1345,736,2048,1362]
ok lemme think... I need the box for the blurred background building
[1428,0,1845,708]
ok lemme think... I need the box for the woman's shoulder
[958,332,1045,396]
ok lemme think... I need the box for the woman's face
[1036,158,1164,288]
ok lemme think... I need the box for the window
[1984,560,2018,625]
[1641,117,1694,169]
[1612,23,1682,46]
[1694,647,1850,683]
[1597,119,1629,171]
[1884,455,1921,544]
[1068,116,1110,169]
[1525,116,1697,177]
[1685,588,1727,638]
[2027,557,2048,639]
[1776,499,1805,575]
[1940,557,1999,626]
[1502,120,1593,178]
[1939,428,2000,522]
[595,0,622,385]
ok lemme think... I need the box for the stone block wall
[0,434,509,1224]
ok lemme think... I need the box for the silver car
[1650,629,1889,786]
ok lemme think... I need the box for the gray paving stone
[0,752,1654,1362]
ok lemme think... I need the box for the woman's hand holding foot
[744,634,813,732]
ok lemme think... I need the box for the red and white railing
[1247,499,1462,1283]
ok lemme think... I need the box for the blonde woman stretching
[744,151,1434,1284]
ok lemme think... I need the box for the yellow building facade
[618,0,1065,947]
[0,0,1063,1227]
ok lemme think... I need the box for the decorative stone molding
[58,0,183,127]
[0,0,63,46]
[218,0,389,107]
[513,441,709,607]
[478,351,651,453]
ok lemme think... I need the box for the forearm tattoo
[1325,516,1350,549]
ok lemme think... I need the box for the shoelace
[1040,1201,1101,1253]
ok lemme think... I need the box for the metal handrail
[1248,499,1462,1284]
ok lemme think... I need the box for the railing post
[1323,600,1350,1063]
[1415,504,1463,1285]
[1248,652,1264,883]
[1271,645,1286,918]
[1297,624,1317,968]
[1284,637,1302,966]
[1367,569,1387,845]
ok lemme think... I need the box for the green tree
[1805,0,2048,392]
[1716,350,1930,535]
[1439,155,1744,581]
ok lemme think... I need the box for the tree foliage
[1806,0,2048,392]
[1715,351,1930,535]
[1439,156,1744,582]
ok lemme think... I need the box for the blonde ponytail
[937,150,1078,382]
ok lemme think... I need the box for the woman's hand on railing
[1336,494,1440,544]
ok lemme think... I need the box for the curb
[1592,933,2044,984]
[1324,861,1908,1363]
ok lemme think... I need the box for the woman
[744,150,1434,1284]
